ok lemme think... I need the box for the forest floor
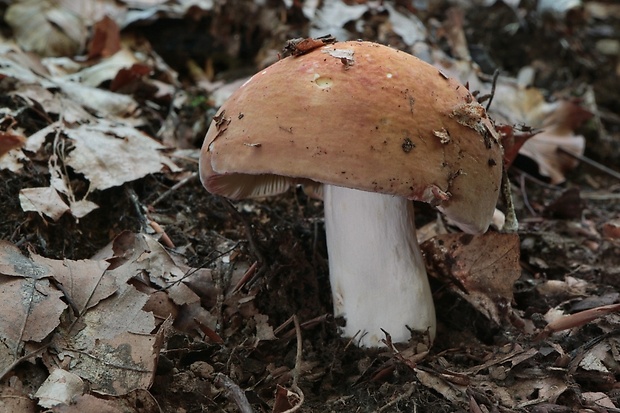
[0,1,619,412]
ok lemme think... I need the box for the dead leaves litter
[421,232,522,326]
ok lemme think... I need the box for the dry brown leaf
[18,231,177,396]
[508,376,568,408]
[97,232,200,306]
[421,232,521,325]
[63,121,179,191]
[59,48,139,87]
[415,369,465,405]
[34,368,85,408]
[51,394,124,413]
[87,15,121,59]
[582,391,618,409]
[32,255,114,314]
[0,130,26,158]
[19,187,70,221]
[64,330,159,395]
[0,242,66,372]
[54,271,159,395]
[519,100,591,184]
[0,376,38,413]
[602,218,620,240]
[5,0,87,57]
[54,78,139,118]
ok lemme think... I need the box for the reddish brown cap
[200,41,503,233]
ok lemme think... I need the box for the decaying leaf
[32,255,113,315]
[5,0,87,57]
[95,231,198,305]
[0,130,26,158]
[87,15,121,59]
[50,239,163,395]
[19,187,71,221]
[0,376,38,413]
[518,100,591,183]
[64,121,179,191]
[421,232,521,324]
[0,242,66,372]
[34,368,85,408]
[51,393,125,413]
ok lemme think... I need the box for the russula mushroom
[200,41,503,347]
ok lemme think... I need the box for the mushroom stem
[323,185,436,347]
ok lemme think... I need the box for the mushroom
[200,41,503,347]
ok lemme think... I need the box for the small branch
[557,147,620,181]
[373,383,416,413]
[0,343,50,381]
[151,172,198,206]
[276,315,305,413]
[292,315,302,389]
[214,373,254,413]
[485,69,500,112]
[222,199,266,264]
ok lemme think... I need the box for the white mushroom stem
[323,185,436,347]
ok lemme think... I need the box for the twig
[222,199,266,264]
[292,315,302,389]
[279,315,305,413]
[125,186,148,232]
[214,373,254,413]
[557,147,620,181]
[519,173,537,217]
[0,343,50,381]
[151,172,199,206]
[485,69,500,112]
[373,383,416,413]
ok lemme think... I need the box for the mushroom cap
[200,41,503,233]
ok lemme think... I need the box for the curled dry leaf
[421,232,521,325]
[518,100,592,184]
[602,218,620,240]
[19,187,70,221]
[63,121,179,191]
[34,368,85,409]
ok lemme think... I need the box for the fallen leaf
[0,242,66,372]
[32,255,114,314]
[87,15,121,59]
[543,187,584,219]
[421,232,521,324]
[19,186,70,221]
[34,369,85,408]
[5,0,87,57]
[0,130,26,157]
[63,121,179,191]
[51,394,124,413]
[0,376,38,413]
[582,391,618,409]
